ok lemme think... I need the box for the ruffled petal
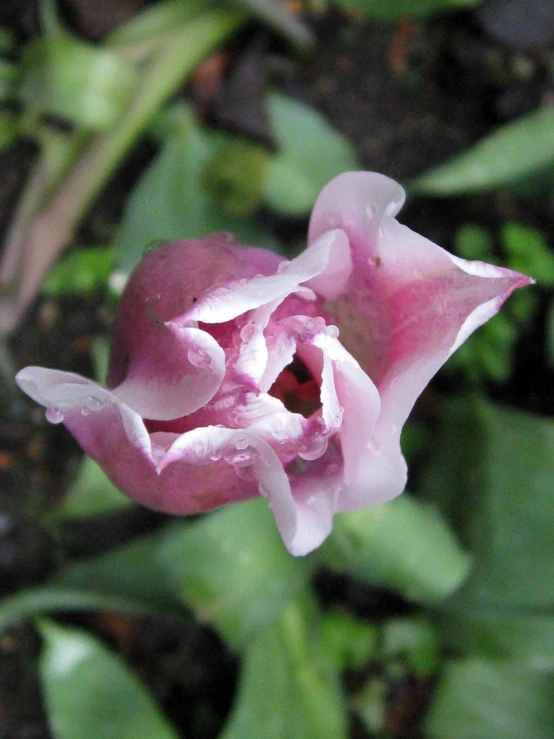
[308,170,533,448]
[112,325,225,421]
[161,427,297,548]
[286,471,342,556]
[177,229,349,325]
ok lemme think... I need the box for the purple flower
[16,172,532,554]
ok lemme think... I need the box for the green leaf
[454,224,494,262]
[38,620,178,739]
[332,0,482,20]
[381,617,440,676]
[55,456,132,519]
[203,140,269,216]
[425,658,554,739]
[264,93,359,216]
[0,524,190,633]
[437,608,554,669]
[19,34,138,130]
[318,609,378,671]
[117,106,281,273]
[318,492,472,605]
[411,107,554,195]
[501,222,554,285]
[157,498,313,649]
[107,0,206,48]
[421,397,554,610]
[220,597,348,739]
[43,246,117,296]
[419,397,554,665]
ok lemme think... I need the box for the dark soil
[1,1,552,737]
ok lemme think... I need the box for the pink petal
[178,229,349,325]
[111,325,225,421]
[308,171,533,445]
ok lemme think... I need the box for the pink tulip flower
[16,172,532,555]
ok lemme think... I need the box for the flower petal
[111,326,225,421]
[179,229,349,325]
[161,427,297,548]
[308,170,533,444]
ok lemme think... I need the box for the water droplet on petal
[187,345,211,368]
[209,448,223,461]
[80,407,90,416]
[271,428,288,444]
[326,325,339,339]
[222,442,259,469]
[235,437,248,450]
[239,278,249,287]
[298,435,329,461]
[85,396,104,412]
[45,407,64,424]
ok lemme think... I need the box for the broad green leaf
[0,587,161,634]
[425,657,554,739]
[203,140,269,215]
[318,492,472,605]
[220,597,348,739]
[419,397,554,665]
[421,397,554,610]
[55,456,132,519]
[0,524,188,632]
[412,107,554,195]
[318,609,378,671]
[381,617,440,676]
[117,106,281,273]
[38,620,178,739]
[333,0,482,20]
[157,498,313,649]
[264,93,359,216]
[437,607,554,670]
[20,34,138,130]
[501,222,554,285]
[43,246,117,296]
[107,0,206,47]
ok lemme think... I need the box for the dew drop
[326,325,339,339]
[239,278,249,287]
[235,437,248,450]
[298,435,329,461]
[85,396,104,412]
[222,442,259,468]
[209,448,223,461]
[271,428,288,444]
[45,407,64,424]
[187,345,211,368]
[80,407,90,416]
[277,260,290,273]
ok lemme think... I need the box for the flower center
[268,355,321,418]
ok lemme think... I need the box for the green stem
[4,8,245,334]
